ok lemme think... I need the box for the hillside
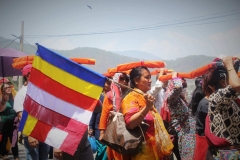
[113,50,162,60]
[0,36,215,74]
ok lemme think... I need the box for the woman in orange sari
[99,73,130,160]
[121,66,173,160]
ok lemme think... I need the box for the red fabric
[24,95,87,132]
[160,101,171,122]
[30,68,98,111]
[204,115,231,147]
[124,107,138,125]
[60,125,88,155]
[193,134,208,160]
[30,120,52,142]
[106,83,121,111]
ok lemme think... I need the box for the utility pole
[18,21,24,90]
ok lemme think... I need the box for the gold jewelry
[227,68,235,72]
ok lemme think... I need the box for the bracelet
[140,112,146,118]
[227,68,235,72]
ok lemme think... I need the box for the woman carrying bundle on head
[161,72,196,160]
[99,72,130,160]
[120,66,173,159]
[204,56,240,159]
[193,62,226,160]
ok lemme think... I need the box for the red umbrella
[0,48,27,77]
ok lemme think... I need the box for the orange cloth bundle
[107,68,131,75]
[70,58,96,65]
[103,72,114,77]
[12,55,35,69]
[151,69,173,75]
[107,68,118,73]
[159,63,213,81]
[117,61,165,71]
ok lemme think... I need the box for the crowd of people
[0,55,239,160]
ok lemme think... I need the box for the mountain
[113,50,162,60]
[0,36,215,73]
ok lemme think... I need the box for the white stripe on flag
[27,82,92,125]
[45,127,68,149]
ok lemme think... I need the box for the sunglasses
[119,76,129,83]
[3,86,11,90]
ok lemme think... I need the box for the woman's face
[134,69,152,93]
[118,74,129,90]
[2,84,11,94]
[104,80,112,93]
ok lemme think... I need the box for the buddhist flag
[19,44,106,155]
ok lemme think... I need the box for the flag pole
[107,78,144,95]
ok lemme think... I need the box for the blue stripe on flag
[35,43,106,87]
[19,110,28,132]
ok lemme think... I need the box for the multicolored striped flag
[19,44,106,155]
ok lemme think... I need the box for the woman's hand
[144,94,155,110]
[222,56,234,69]
[28,136,39,148]
[99,130,105,141]
[54,148,63,160]
[88,129,94,137]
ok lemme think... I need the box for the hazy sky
[0,0,240,60]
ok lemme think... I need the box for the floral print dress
[166,78,196,160]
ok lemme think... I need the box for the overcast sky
[0,0,240,60]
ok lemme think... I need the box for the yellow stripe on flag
[22,115,38,136]
[32,56,103,99]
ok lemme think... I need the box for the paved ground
[8,143,55,160]
[7,143,174,160]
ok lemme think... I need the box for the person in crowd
[161,72,196,160]
[99,73,130,160]
[121,66,173,159]
[13,64,50,160]
[193,65,225,159]
[88,78,111,160]
[204,56,240,159]
[189,76,205,116]
[0,84,16,160]
[1,82,19,160]
[148,68,168,113]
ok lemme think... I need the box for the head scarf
[0,78,9,84]
[107,73,125,111]
[22,64,32,76]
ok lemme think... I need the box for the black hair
[129,66,149,88]
[202,66,227,96]
[189,76,205,116]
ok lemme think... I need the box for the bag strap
[139,124,146,142]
